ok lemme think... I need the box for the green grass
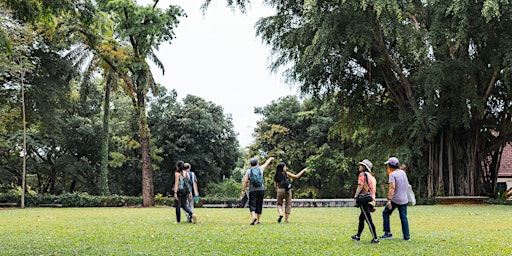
[0,205,511,255]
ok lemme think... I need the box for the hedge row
[0,192,241,208]
[3,192,506,208]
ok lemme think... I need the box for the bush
[416,197,439,205]
[204,179,241,198]
[484,198,512,205]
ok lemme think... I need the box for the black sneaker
[351,235,360,241]
[251,218,257,225]
[278,215,283,223]
[379,233,393,239]
[371,238,380,244]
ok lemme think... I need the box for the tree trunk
[447,132,454,196]
[427,143,433,197]
[437,133,444,196]
[137,86,154,207]
[98,80,111,196]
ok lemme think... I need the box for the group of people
[173,160,199,224]
[173,156,411,244]
[352,157,411,244]
[239,157,308,225]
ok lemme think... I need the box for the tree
[148,87,240,195]
[0,15,39,207]
[255,0,512,197]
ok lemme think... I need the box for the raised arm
[260,156,275,170]
[287,167,308,179]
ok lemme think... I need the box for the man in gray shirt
[380,157,411,241]
[240,156,274,225]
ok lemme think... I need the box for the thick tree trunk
[137,88,154,207]
[425,128,484,197]
[447,132,454,196]
[427,143,434,197]
[437,133,444,195]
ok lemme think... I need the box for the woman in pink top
[351,159,379,244]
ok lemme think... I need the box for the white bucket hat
[358,159,373,172]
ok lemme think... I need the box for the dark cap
[249,158,258,166]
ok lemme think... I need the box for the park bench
[40,204,63,208]
[202,204,229,208]
[0,202,17,207]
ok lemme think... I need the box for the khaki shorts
[276,188,292,214]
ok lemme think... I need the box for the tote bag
[407,184,416,206]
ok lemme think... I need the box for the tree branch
[484,69,499,103]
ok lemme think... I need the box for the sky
[138,0,297,147]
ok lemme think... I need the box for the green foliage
[203,179,241,198]
[148,87,240,196]
[0,192,160,207]
[483,198,512,205]
[256,0,512,197]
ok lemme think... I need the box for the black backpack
[279,172,292,191]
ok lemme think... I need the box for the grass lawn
[0,205,510,255]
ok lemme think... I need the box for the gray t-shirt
[389,169,409,205]
[245,166,265,192]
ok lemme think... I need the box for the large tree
[255,0,512,197]
[148,87,240,195]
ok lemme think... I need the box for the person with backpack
[351,159,379,244]
[273,162,308,223]
[184,163,199,223]
[380,157,411,241]
[240,156,274,225]
[173,160,197,224]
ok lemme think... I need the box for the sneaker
[379,233,393,239]
[251,218,257,225]
[404,237,411,241]
[371,238,380,244]
[351,235,360,241]
[278,215,283,223]
[257,221,261,224]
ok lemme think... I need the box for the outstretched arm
[287,167,308,179]
[260,157,275,170]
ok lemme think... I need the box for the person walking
[351,159,380,244]
[240,156,274,225]
[380,157,410,241]
[173,160,197,224]
[184,162,199,223]
[273,162,308,223]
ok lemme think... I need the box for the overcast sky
[138,0,296,147]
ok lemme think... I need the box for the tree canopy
[255,0,512,196]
